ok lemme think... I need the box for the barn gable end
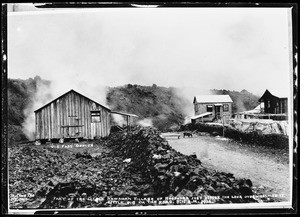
[35,89,111,140]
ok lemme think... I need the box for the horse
[183,132,193,138]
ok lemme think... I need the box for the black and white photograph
[3,2,297,215]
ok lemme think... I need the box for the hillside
[106,84,189,132]
[7,78,260,144]
[7,76,51,145]
[106,85,260,131]
[210,89,260,113]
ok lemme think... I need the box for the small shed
[35,89,111,141]
[111,111,138,131]
[192,95,233,123]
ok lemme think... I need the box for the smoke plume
[111,114,127,127]
[22,79,53,140]
[173,86,212,124]
[21,75,110,140]
[137,118,153,127]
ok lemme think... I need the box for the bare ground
[167,134,291,202]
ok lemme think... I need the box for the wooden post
[128,116,131,132]
[127,116,129,132]
[222,115,225,137]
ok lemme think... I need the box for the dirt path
[167,134,291,202]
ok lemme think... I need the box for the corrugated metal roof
[194,95,233,103]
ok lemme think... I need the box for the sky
[8,5,293,102]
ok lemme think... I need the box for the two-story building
[191,95,233,124]
[258,89,288,120]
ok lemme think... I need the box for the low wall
[182,123,289,150]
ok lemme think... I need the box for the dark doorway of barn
[91,110,102,139]
[215,105,221,119]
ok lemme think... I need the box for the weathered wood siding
[194,102,232,117]
[35,91,111,140]
[261,97,287,114]
[259,90,288,115]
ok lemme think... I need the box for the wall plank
[35,91,111,140]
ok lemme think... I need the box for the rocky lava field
[9,127,257,209]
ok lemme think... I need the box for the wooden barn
[35,89,111,142]
[258,89,288,120]
[259,89,288,114]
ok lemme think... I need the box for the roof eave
[34,89,111,113]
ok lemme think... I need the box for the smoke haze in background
[137,118,153,127]
[22,80,52,140]
[111,114,127,127]
[8,8,291,96]
[173,86,213,118]
[20,78,109,140]
[7,7,292,135]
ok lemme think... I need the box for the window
[267,100,271,108]
[282,101,286,113]
[223,104,229,112]
[91,111,101,122]
[276,102,279,114]
[207,105,213,112]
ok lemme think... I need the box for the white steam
[22,76,109,140]
[183,116,192,125]
[111,114,127,127]
[173,86,212,123]
[22,81,53,140]
[137,118,153,127]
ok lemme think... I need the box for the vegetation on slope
[107,85,260,131]
[106,84,189,132]
[7,76,51,145]
[7,78,260,143]
[211,89,260,113]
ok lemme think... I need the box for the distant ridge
[7,78,260,145]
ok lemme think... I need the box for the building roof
[259,89,288,102]
[111,111,138,117]
[264,89,289,99]
[193,95,233,104]
[34,89,111,112]
[191,112,212,120]
[243,103,264,114]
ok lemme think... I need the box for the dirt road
[167,134,291,202]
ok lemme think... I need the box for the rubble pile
[9,127,256,209]
[106,127,256,203]
[9,146,75,208]
[9,145,144,208]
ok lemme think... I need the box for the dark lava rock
[9,126,257,209]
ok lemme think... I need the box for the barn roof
[34,89,111,112]
[111,111,138,117]
[259,89,288,102]
[193,95,233,104]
